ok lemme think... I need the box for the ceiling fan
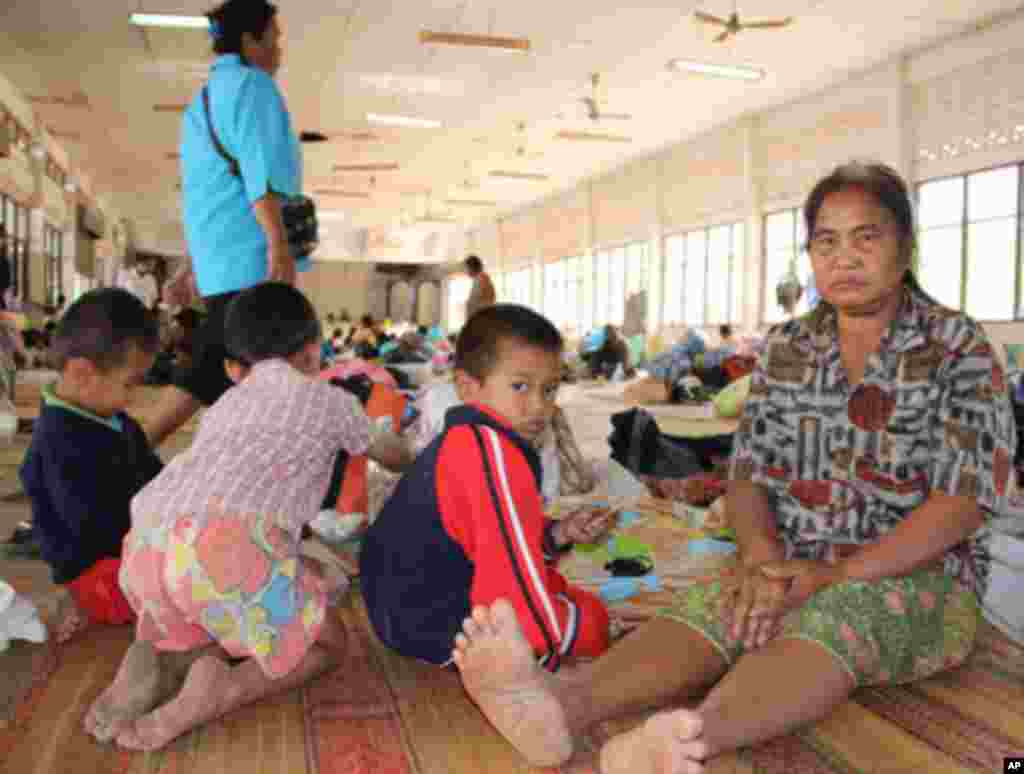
[694,3,793,43]
[578,73,631,122]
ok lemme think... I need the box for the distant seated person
[19,289,164,643]
[383,329,433,365]
[361,304,615,668]
[348,314,379,359]
[330,327,346,354]
[581,324,632,380]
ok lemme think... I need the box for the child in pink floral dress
[83,283,411,751]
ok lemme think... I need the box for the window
[590,241,649,328]
[762,209,809,324]
[446,275,473,330]
[503,266,533,308]
[0,193,30,301]
[664,222,745,326]
[917,164,1021,320]
[542,255,584,335]
[43,223,64,307]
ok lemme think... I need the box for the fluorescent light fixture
[314,189,371,199]
[418,30,530,52]
[488,170,549,181]
[319,210,348,220]
[555,130,632,143]
[444,198,497,207]
[130,13,209,29]
[666,59,765,81]
[333,163,399,172]
[366,113,442,129]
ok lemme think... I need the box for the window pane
[918,177,964,228]
[763,210,796,323]
[731,223,745,324]
[663,235,684,324]
[594,252,609,325]
[609,248,626,325]
[765,210,795,250]
[706,225,731,323]
[917,226,963,309]
[625,242,648,295]
[967,166,1019,221]
[965,217,1016,320]
[684,231,706,326]
[564,256,581,336]
[580,254,595,332]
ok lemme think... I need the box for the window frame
[915,160,1024,322]
[664,220,745,327]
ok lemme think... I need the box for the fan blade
[694,10,730,26]
[714,28,733,42]
[741,17,793,29]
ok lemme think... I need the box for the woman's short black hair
[224,282,320,365]
[51,288,160,371]
[456,304,562,381]
[207,0,278,56]
[360,314,374,327]
[804,161,916,264]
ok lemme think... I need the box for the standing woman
[144,0,305,446]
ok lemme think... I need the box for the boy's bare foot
[451,599,573,767]
[53,594,91,644]
[599,710,708,774]
[84,641,165,743]
[116,654,232,751]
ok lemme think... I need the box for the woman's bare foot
[116,654,232,751]
[451,599,573,767]
[53,594,92,644]
[84,641,165,743]
[599,710,708,774]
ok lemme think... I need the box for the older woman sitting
[448,161,1017,772]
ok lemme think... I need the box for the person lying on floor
[360,304,616,671]
[19,288,165,643]
[447,161,1015,773]
[83,283,413,752]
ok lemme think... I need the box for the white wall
[297,262,375,322]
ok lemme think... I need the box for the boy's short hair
[455,304,562,381]
[464,255,483,274]
[719,324,733,339]
[224,282,321,365]
[51,288,160,371]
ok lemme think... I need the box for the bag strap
[202,86,241,178]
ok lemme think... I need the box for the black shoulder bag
[201,87,319,259]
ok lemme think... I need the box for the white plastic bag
[0,580,47,651]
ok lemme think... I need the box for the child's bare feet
[116,654,232,751]
[599,710,708,774]
[53,594,91,644]
[84,641,165,743]
[451,599,573,767]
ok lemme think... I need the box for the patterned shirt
[132,360,373,539]
[729,284,1016,597]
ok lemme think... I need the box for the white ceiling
[0,0,1021,261]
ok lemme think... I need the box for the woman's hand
[757,559,843,614]
[552,507,617,548]
[725,562,790,650]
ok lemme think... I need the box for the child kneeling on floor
[84,283,412,751]
[20,288,164,642]
[361,304,613,671]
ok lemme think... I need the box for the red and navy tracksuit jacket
[360,403,609,669]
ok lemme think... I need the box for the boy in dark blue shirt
[20,288,164,642]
